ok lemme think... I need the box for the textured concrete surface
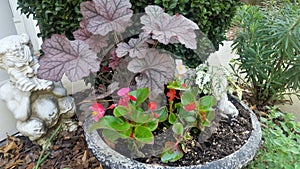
[208,41,300,122]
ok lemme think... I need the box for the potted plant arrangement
[36,0,261,168]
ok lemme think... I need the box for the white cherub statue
[0,34,77,145]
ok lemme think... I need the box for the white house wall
[0,0,19,141]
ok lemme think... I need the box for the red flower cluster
[89,102,105,122]
[166,89,177,101]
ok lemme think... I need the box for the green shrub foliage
[17,0,85,40]
[232,3,300,105]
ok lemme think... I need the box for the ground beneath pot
[0,126,103,169]
[0,92,252,168]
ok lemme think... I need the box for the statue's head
[0,34,36,78]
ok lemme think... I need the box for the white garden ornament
[0,34,77,144]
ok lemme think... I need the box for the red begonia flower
[117,87,130,96]
[184,103,196,112]
[107,104,117,109]
[129,95,137,101]
[118,96,130,106]
[148,102,157,111]
[89,102,105,122]
[166,89,177,101]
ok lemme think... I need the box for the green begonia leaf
[133,126,154,143]
[172,123,184,135]
[113,106,129,117]
[161,141,184,163]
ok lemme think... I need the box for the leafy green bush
[131,0,241,68]
[17,0,85,40]
[231,3,300,106]
[247,107,300,169]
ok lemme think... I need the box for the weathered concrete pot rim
[84,97,262,169]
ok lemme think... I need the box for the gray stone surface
[84,97,262,169]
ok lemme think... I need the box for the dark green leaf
[102,129,121,142]
[200,96,217,107]
[168,113,177,124]
[113,106,129,117]
[134,87,149,105]
[133,126,154,143]
[145,119,159,131]
[161,142,184,163]
[172,123,184,135]
[155,107,168,122]
[181,91,195,105]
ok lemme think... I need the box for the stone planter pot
[83,97,262,169]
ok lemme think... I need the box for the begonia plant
[88,80,216,162]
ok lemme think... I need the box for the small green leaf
[133,126,154,143]
[172,123,184,135]
[88,119,106,133]
[145,119,159,131]
[102,129,121,142]
[113,106,129,117]
[184,116,196,123]
[206,111,215,121]
[155,107,168,122]
[190,87,199,96]
[184,133,191,140]
[200,95,217,107]
[131,109,153,123]
[118,128,132,139]
[89,116,131,132]
[202,120,210,127]
[161,142,184,163]
[134,87,149,105]
[168,112,177,124]
[181,91,195,105]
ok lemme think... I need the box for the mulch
[0,126,102,169]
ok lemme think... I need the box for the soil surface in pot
[0,90,252,168]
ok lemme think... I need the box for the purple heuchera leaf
[116,33,150,58]
[38,34,99,82]
[86,34,109,53]
[73,20,109,53]
[80,0,133,36]
[127,49,175,95]
[109,50,120,70]
[73,20,92,41]
[141,5,199,49]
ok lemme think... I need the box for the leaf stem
[34,124,61,169]
[114,31,120,44]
